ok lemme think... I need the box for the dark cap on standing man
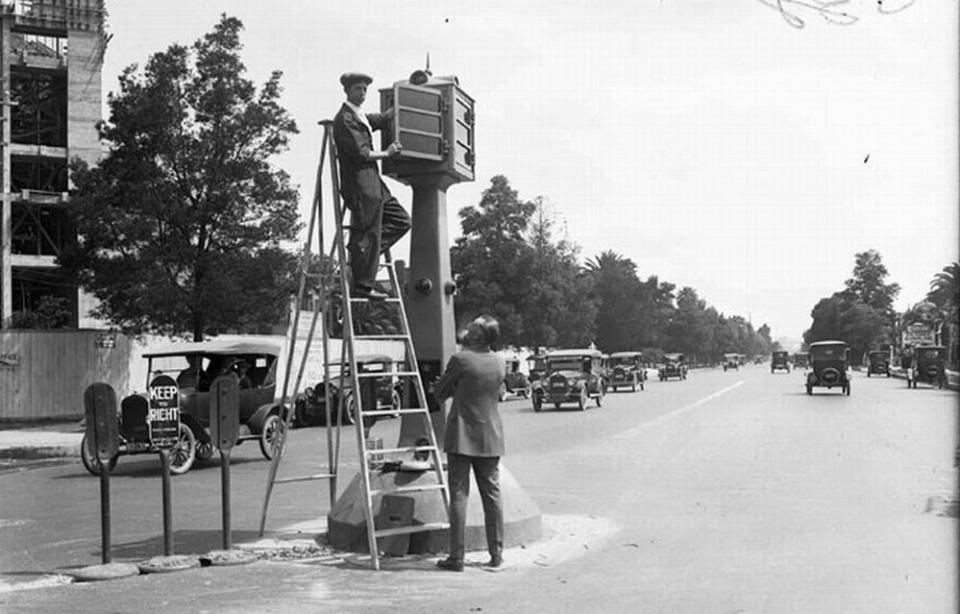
[340,72,373,88]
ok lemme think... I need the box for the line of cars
[785,341,948,396]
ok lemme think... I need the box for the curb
[0,444,81,461]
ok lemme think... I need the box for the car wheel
[80,433,118,476]
[259,414,285,460]
[168,424,197,475]
[867,372,871,378]
[595,389,603,408]
[533,397,542,413]
[845,381,851,396]
[196,439,215,461]
[806,384,812,395]
[554,403,562,410]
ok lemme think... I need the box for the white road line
[614,380,745,439]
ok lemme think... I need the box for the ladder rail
[259,119,451,572]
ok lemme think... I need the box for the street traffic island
[327,463,542,556]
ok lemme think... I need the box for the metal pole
[160,449,173,556]
[221,449,232,550]
[99,469,111,563]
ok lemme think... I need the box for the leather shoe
[352,286,389,300]
[435,557,464,572]
[483,555,503,568]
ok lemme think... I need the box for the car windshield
[917,348,941,359]
[548,358,588,371]
[811,345,845,359]
[610,356,636,367]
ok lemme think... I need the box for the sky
[101,0,958,345]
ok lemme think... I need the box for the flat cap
[340,72,373,88]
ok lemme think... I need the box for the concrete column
[398,176,458,448]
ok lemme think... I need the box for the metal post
[99,469,111,563]
[160,449,173,556]
[221,449,232,550]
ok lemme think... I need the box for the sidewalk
[0,420,83,460]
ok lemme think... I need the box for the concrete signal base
[327,463,542,555]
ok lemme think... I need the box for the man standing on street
[433,316,506,571]
[333,72,411,300]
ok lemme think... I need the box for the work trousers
[446,453,503,562]
[345,178,410,289]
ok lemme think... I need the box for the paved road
[2,364,956,613]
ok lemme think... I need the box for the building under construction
[0,0,106,328]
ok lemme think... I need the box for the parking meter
[209,375,239,549]
[209,375,240,450]
[84,383,119,462]
[83,382,118,563]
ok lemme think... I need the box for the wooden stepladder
[259,120,450,570]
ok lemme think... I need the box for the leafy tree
[10,296,73,329]
[62,15,300,341]
[586,250,643,352]
[804,295,886,364]
[451,175,536,341]
[840,249,900,315]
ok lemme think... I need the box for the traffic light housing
[379,73,475,185]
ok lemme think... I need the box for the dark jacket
[434,349,506,457]
[332,103,390,201]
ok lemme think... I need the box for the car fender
[248,402,288,433]
[179,413,209,442]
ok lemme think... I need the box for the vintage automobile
[499,357,531,400]
[658,353,687,381]
[532,349,605,412]
[607,351,645,392]
[866,350,891,378]
[793,352,810,370]
[294,354,403,427]
[526,352,548,384]
[723,353,740,371]
[81,341,289,476]
[907,345,946,389]
[805,340,850,395]
[771,350,791,373]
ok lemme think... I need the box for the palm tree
[927,262,959,318]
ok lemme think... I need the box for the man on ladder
[333,71,410,300]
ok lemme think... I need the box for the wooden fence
[0,330,132,422]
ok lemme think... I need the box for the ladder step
[272,472,337,485]
[371,484,445,497]
[367,445,437,455]
[362,408,427,417]
[348,296,402,303]
[353,334,411,340]
[374,522,450,538]
[354,371,420,379]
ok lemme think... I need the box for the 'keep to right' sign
[148,375,180,448]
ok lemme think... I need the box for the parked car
[907,345,946,389]
[805,340,850,395]
[793,352,809,369]
[608,351,645,392]
[81,341,288,476]
[294,354,403,427]
[500,357,531,400]
[532,349,605,412]
[771,350,791,373]
[866,350,890,377]
[723,353,740,371]
[658,353,687,381]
